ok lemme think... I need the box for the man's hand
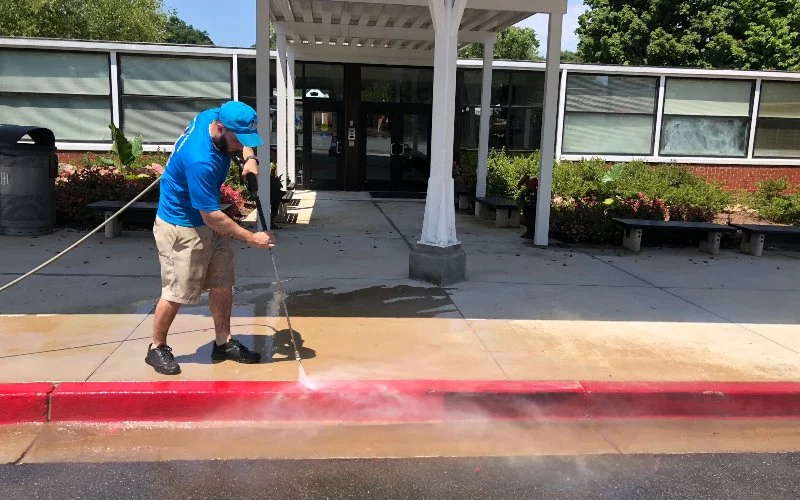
[249,231,275,249]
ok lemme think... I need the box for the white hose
[0,175,161,294]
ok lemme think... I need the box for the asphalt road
[2,453,798,499]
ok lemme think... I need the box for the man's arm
[201,210,274,248]
[241,146,258,177]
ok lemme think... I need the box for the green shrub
[486,149,540,200]
[752,179,800,224]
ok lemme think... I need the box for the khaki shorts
[153,216,235,304]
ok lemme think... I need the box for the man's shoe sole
[145,357,181,375]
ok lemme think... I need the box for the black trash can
[0,125,58,236]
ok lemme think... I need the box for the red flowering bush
[56,163,245,228]
[55,166,160,228]
[220,183,245,220]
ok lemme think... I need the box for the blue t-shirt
[157,108,231,227]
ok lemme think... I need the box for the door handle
[390,143,397,156]
[336,141,343,154]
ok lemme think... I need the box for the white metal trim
[652,75,666,158]
[5,36,800,81]
[232,54,239,101]
[274,21,495,44]
[109,51,120,127]
[554,67,567,157]
[558,154,800,167]
[748,78,762,159]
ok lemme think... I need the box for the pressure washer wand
[243,172,302,363]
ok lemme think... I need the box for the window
[660,78,754,157]
[562,74,658,155]
[0,49,111,141]
[120,54,231,143]
[361,66,433,104]
[754,81,800,158]
[458,69,544,152]
[302,64,344,101]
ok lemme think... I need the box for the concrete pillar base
[409,243,466,286]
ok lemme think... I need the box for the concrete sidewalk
[1,190,799,385]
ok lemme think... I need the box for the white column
[475,36,494,208]
[420,0,467,248]
[286,47,296,186]
[534,12,564,247]
[276,32,288,189]
[231,54,239,101]
[748,78,762,159]
[256,0,271,230]
[652,75,666,158]
[109,51,120,128]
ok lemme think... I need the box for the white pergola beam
[299,0,313,23]
[534,12,563,246]
[475,37,494,202]
[286,46,296,185]
[275,21,495,44]
[419,0,466,248]
[256,0,271,229]
[326,0,567,15]
[289,43,435,65]
[276,33,288,189]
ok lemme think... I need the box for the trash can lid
[0,125,56,147]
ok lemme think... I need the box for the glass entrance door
[304,103,344,190]
[360,103,431,191]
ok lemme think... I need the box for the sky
[164,0,588,55]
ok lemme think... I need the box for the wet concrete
[0,424,40,464]
[1,190,799,384]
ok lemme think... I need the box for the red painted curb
[2,381,798,424]
[584,381,800,419]
[48,380,585,422]
[0,383,54,423]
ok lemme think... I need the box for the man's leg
[153,298,182,347]
[207,233,260,364]
[209,287,232,346]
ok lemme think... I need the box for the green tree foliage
[576,0,800,70]
[459,26,542,61]
[164,15,214,45]
[560,50,583,63]
[0,0,170,43]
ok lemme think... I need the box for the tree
[576,0,800,71]
[164,15,214,45]
[560,50,583,63]
[459,26,542,61]
[0,0,169,43]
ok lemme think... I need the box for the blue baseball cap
[218,101,263,148]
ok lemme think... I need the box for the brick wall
[688,165,800,192]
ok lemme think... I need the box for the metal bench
[87,201,230,238]
[611,218,737,255]
[475,196,520,228]
[729,224,800,257]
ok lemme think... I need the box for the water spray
[242,171,312,388]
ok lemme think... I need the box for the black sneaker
[211,338,261,364]
[145,344,181,375]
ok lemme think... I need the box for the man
[147,101,274,375]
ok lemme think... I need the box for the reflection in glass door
[399,113,430,185]
[360,104,430,191]
[364,111,393,182]
[304,106,343,189]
